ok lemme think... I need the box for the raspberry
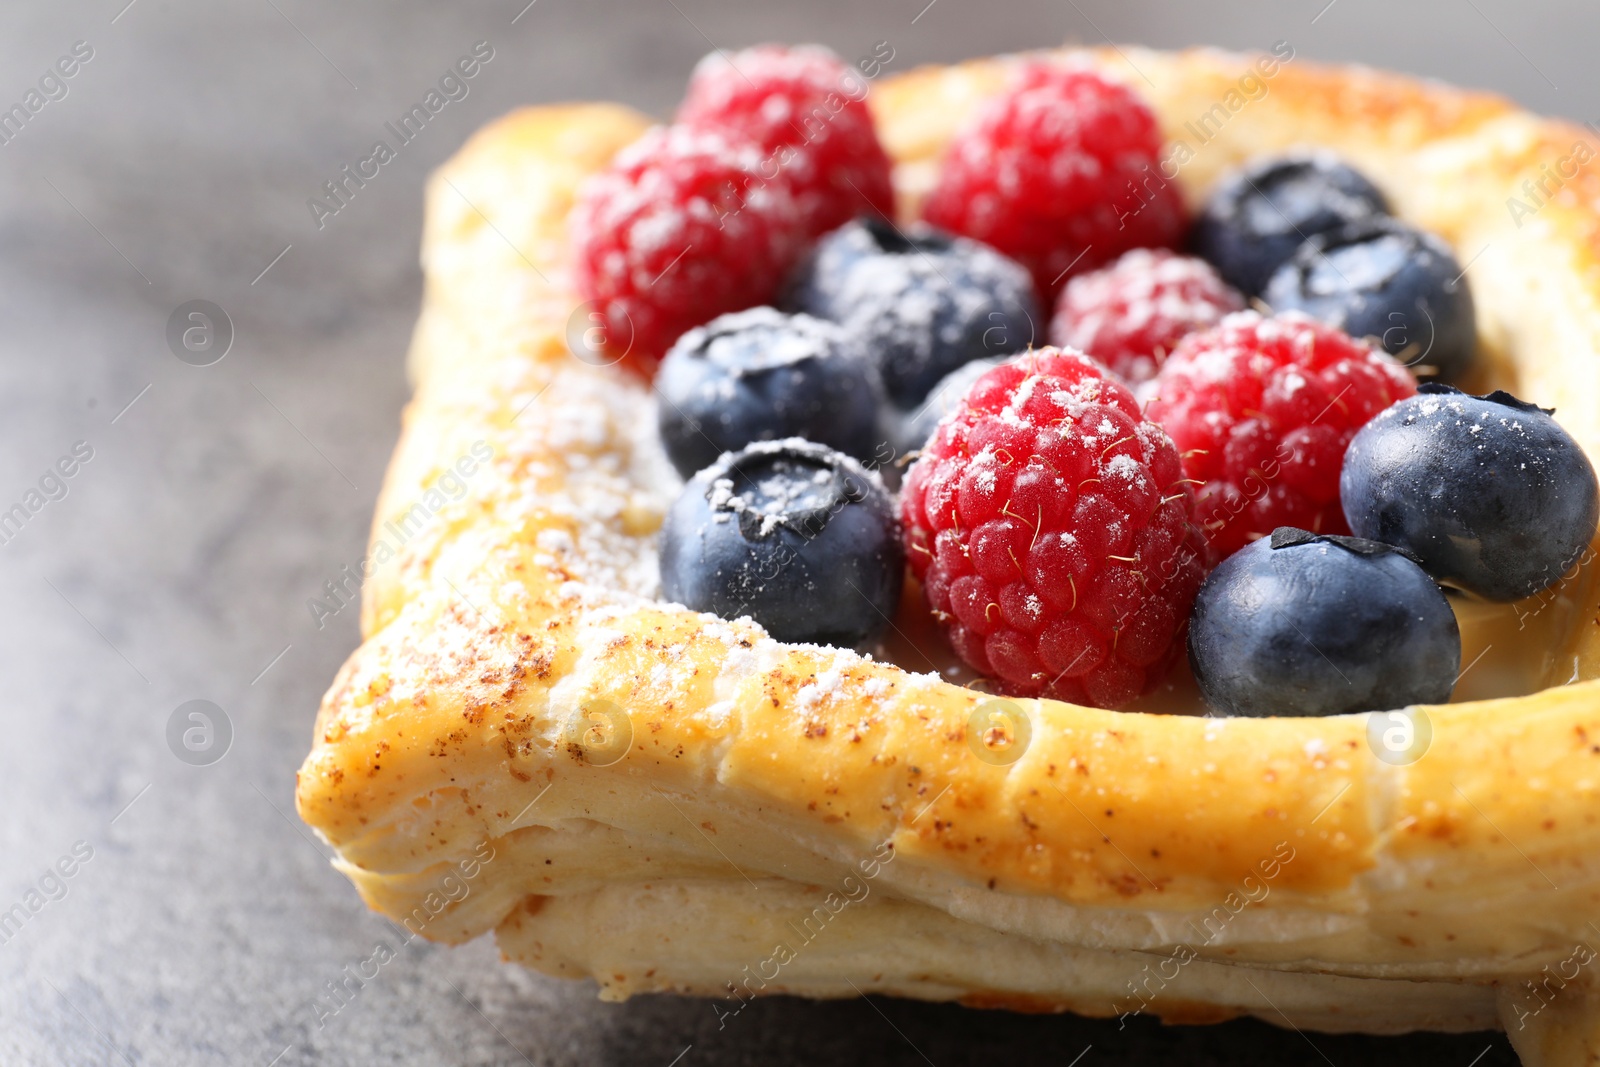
[903,348,1209,710]
[678,44,894,236]
[922,64,1187,300]
[1050,249,1244,384]
[1144,311,1417,561]
[570,124,806,368]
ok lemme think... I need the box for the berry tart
[298,44,1600,1064]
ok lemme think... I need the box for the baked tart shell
[297,48,1600,1061]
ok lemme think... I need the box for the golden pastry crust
[297,48,1600,1059]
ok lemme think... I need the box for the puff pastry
[296,48,1600,1063]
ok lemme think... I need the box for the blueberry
[655,308,882,479]
[1189,528,1460,717]
[1341,384,1600,601]
[1192,153,1390,296]
[788,217,1038,407]
[1264,217,1477,383]
[659,439,904,646]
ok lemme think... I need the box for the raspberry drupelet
[1145,311,1417,561]
[678,44,895,236]
[570,124,807,369]
[1050,249,1245,384]
[922,64,1187,300]
[902,348,1209,710]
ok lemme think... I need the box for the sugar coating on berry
[570,124,806,368]
[1145,311,1416,561]
[1050,249,1245,384]
[922,64,1187,299]
[902,347,1208,709]
[678,44,894,236]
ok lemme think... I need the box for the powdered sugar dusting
[499,361,682,604]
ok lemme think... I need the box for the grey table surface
[2,1,1591,1063]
